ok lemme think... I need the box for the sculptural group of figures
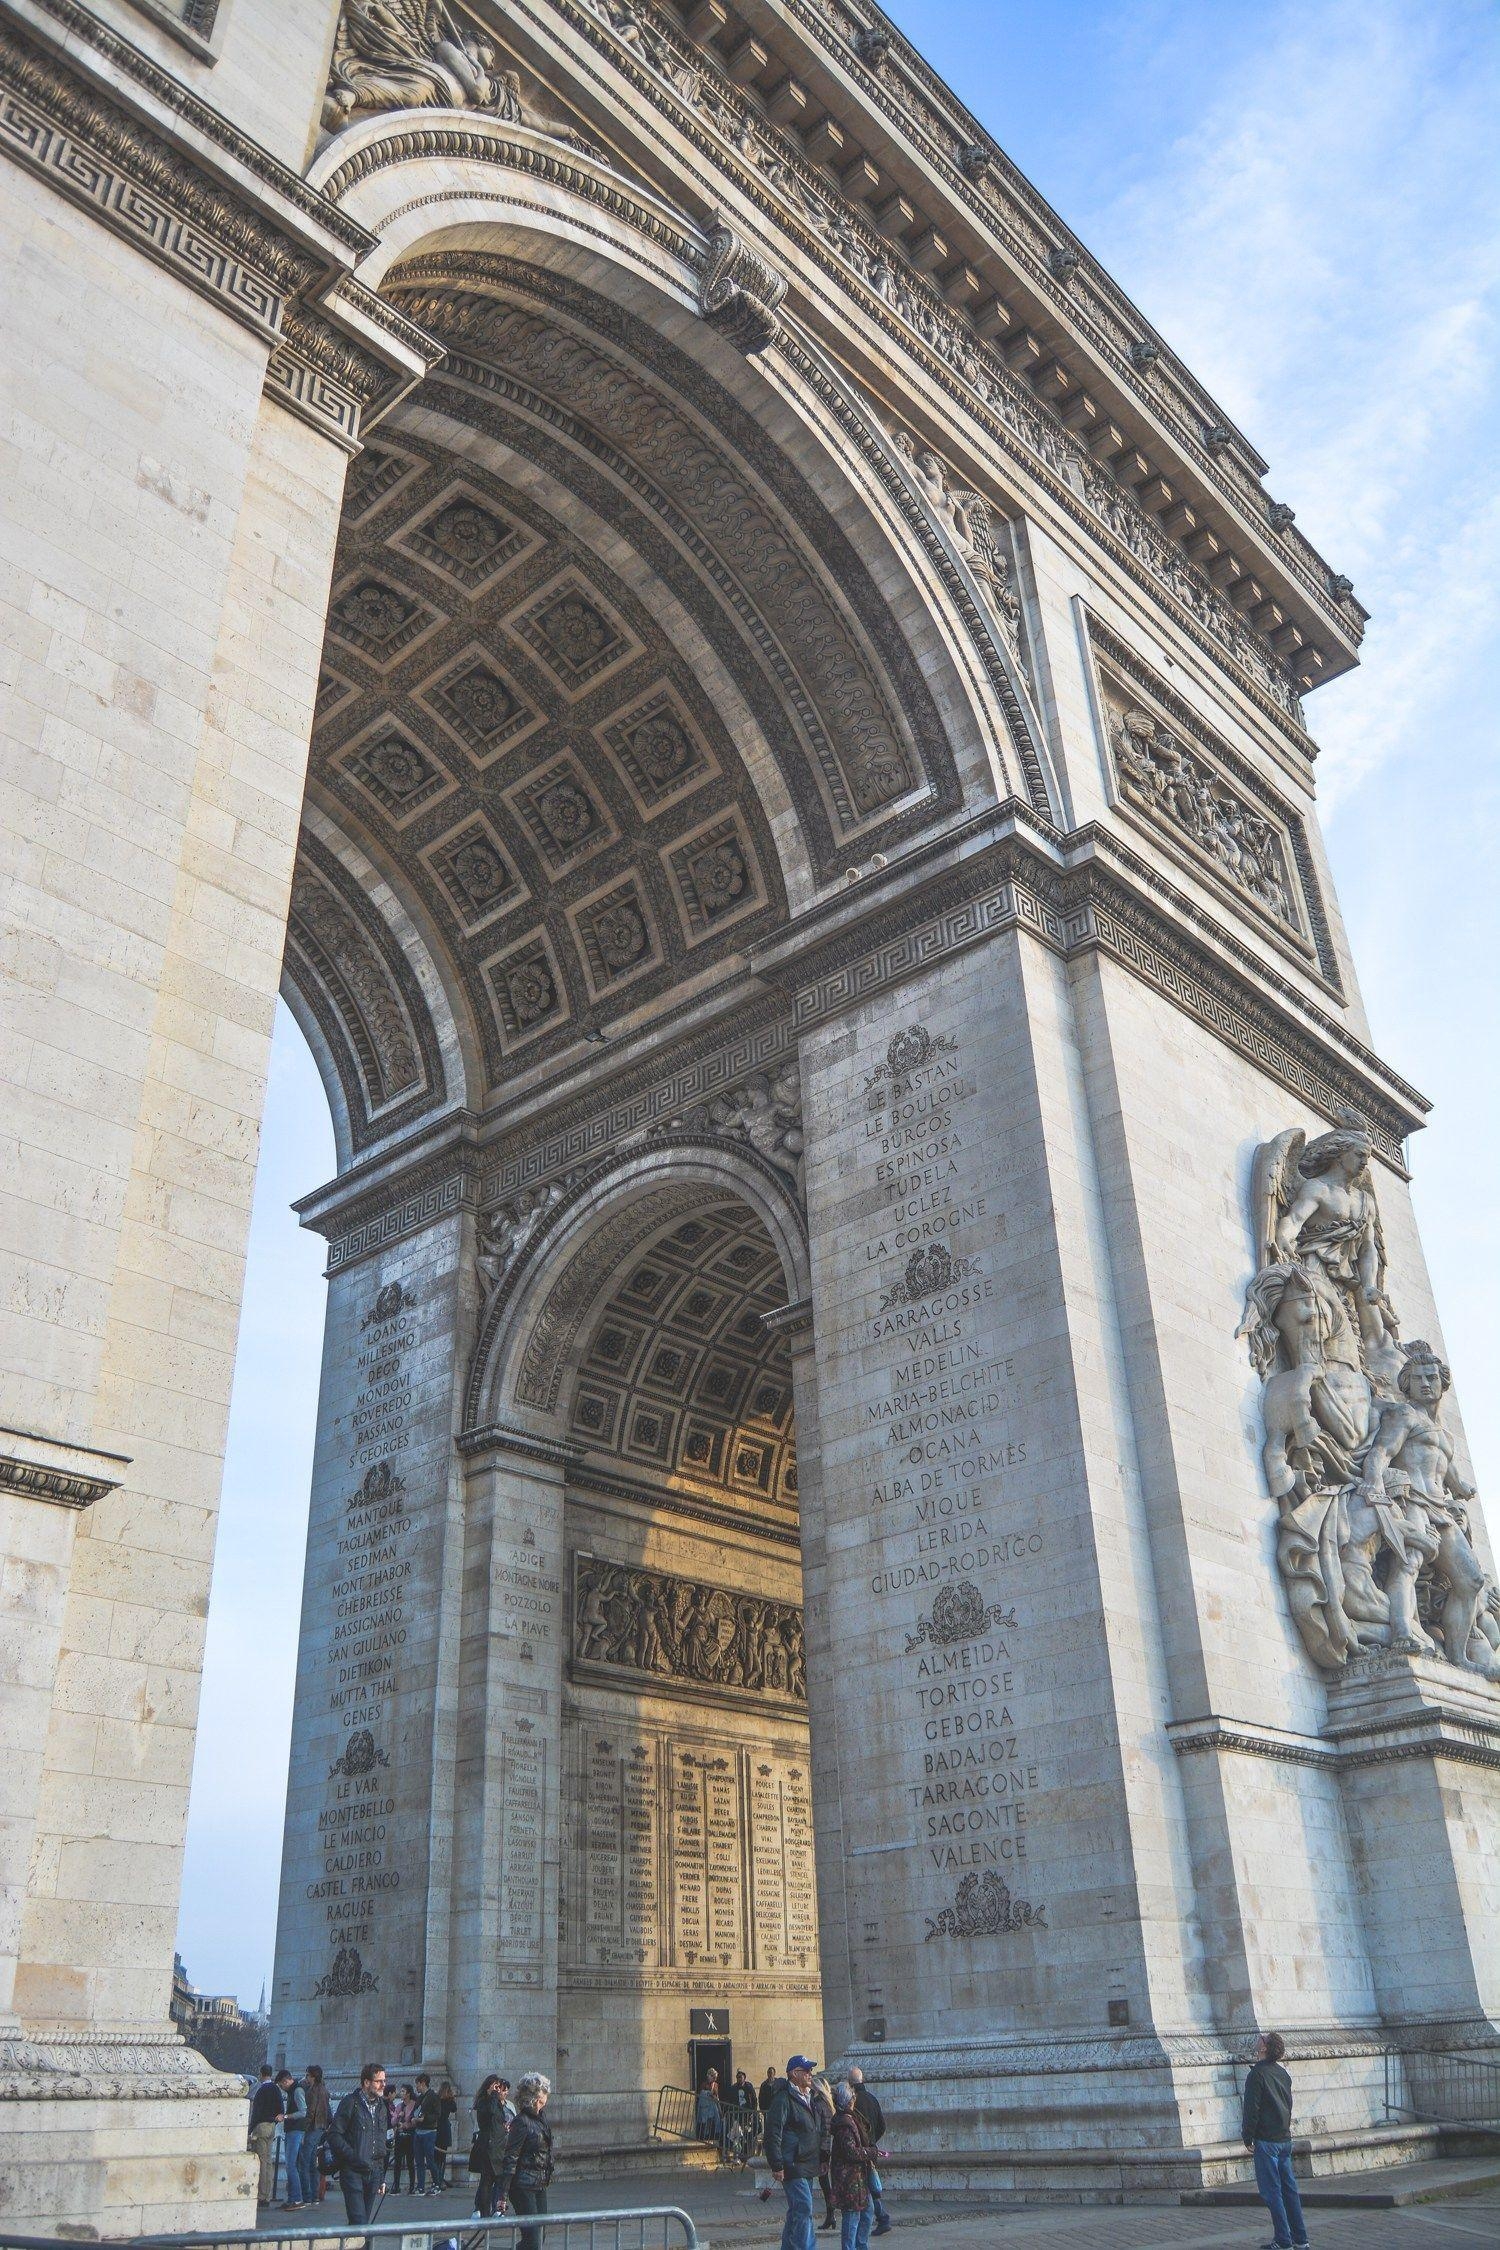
[575,1557,807,1701]
[1240,1111,1499,1677]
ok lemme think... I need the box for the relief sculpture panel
[572,1553,806,1703]
[1240,1110,1500,1677]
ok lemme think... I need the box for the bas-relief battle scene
[1,0,1498,2232]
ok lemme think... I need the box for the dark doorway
[690,2036,732,2121]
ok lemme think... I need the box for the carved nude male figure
[1352,1342,1498,1675]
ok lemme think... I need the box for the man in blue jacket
[765,2055,823,2250]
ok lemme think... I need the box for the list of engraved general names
[854,1022,1048,1938]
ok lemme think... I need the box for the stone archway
[5,2,1489,2230]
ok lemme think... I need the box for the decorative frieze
[1086,614,1339,986]
[572,1552,807,1705]
[1108,703,1301,934]
[566,0,1317,735]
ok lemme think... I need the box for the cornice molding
[1168,1682,1500,1774]
[0,4,440,452]
[543,0,1315,737]
[753,813,1426,1163]
[566,1453,803,1546]
[456,1418,581,1469]
[770,0,1361,645]
[0,10,299,337]
[16,0,374,255]
[0,1426,130,1511]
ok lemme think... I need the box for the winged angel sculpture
[1239,1110,1499,1677]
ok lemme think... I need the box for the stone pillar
[447,1428,569,2090]
[796,926,1225,2187]
[0,145,350,2216]
[271,1206,470,2076]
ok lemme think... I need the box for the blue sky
[176,0,1500,2005]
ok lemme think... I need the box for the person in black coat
[1242,2032,1308,2250]
[495,2072,554,2250]
[472,2074,515,2218]
[326,2062,391,2227]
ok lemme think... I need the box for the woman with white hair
[830,2083,875,2250]
[495,2072,554,2250]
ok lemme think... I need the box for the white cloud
[1082,0,1500,806]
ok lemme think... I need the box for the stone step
[1183,2152,1500,2208]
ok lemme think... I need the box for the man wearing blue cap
[765,2056,823,2250]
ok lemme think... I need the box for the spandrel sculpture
[1240,1110,1499,1678]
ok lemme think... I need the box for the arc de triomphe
[1,0,1496,2233]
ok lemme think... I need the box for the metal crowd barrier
[1384,2045,1500,2126]
[1,2213,700,2250]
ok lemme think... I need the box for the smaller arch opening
[567,1200,798,1528]
[493,1179,820,2143]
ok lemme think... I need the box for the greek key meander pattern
[326,1172,465,1271]
[0,55,284,338]
[786,851,1417,1162]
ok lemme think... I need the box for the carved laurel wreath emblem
[905,1582,1017,1651]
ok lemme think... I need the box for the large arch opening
[265,179,1024,2121]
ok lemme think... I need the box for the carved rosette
[699,219,789,354]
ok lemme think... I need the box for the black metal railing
[2,2210,699,2250]
[650,2086,696,2143]
[1384,2046,1500,2126]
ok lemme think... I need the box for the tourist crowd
[250,2035,1308,2250]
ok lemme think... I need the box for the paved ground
[252,2167,1500,2249]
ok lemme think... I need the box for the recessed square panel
[342,441,424,524]
[571,877,661,998]
[484,929,568,1050]
[698,1357,748,1415]
[326,570,441,668]
[624,1404,676,1467]
[573,1387,620,1445]
[393,481,537,594]
[335,719,454,825]
[729,1438,775,1495]
[421,815,529,933]
[315,665,359,723]
[674,1286,730,1341]
[507,754,616,872]
[681,1425,724,1478]
[504,569,641,699]
[664,812,765,942]
[596,683,716,812]
[625,1265,668,1307]
[416,645,542,765]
